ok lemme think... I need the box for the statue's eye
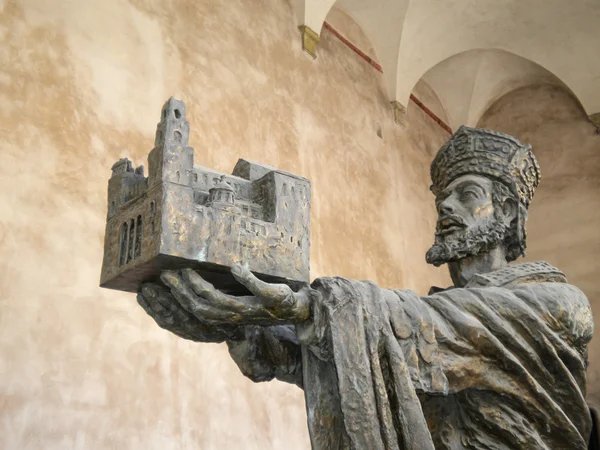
[460,190,479,201]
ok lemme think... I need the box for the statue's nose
[438,198,455,216]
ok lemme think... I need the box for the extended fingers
[143,284,184,314]
[178,268,291,324]
[161,270,229,322]
[230,264,292,302]
[158,268,310,326]
[181,269,257,312]
[137,290,176,328]
[144,283,205,327]
[231,265,311,323]
[181,269,230,303]
[141,284,169,312]
[137,291,155,316]
[161,270,257,324]
[139,281,242,342]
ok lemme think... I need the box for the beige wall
[478,84,600,405]
[0,1,451,448]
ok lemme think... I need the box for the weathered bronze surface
[129,111,595,449]
[100,98,310,295]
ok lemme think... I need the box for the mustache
[436,214,467,229]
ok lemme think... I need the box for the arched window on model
[127,218,135,263]
[119,222,128,267]
[150,201,156,236]
[134,215,142,259]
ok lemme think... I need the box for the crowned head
[426,126,541,267]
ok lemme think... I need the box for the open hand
[157,264,313,327]
[137,283,243,343]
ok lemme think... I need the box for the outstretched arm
[137,265,312,387]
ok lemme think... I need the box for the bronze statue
[135,125,594,449]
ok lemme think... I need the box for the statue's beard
[426,213,509,267]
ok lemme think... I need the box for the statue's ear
[502,197,518,226]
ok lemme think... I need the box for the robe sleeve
[298,277,436,450]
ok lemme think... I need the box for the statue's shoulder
[467,261,568,289]
[469,262,592,343]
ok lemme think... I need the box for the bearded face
[426,174,513,267]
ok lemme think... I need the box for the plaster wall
[0,0,450,449]
[478,84,600,405]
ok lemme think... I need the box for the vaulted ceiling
[290,0,600,126]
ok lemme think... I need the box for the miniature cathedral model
[100,98,311,294]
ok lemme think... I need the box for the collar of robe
[428,260,566,295]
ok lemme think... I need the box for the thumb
[230,264,292,301]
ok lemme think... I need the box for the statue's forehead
[443,174,493,193]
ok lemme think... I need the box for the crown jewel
[430,126,541,207]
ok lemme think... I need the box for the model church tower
[148,97,194,188]
[100,98,311,295]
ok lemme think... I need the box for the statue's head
[426,126,541,267]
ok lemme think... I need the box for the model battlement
[100,98,311,294]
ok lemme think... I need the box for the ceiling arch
[419,49,583,131]
[290,0,336,35]
[291,0,410,100]
[331,0,409,102]
[396,0,600,115]
[291,0,600,120]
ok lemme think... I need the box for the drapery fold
[228,262,594,449]
[299,278,435,450]
[297,275,593,449]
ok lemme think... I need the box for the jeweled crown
[430,126,541,207]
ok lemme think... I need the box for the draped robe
[227,261,594,449]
